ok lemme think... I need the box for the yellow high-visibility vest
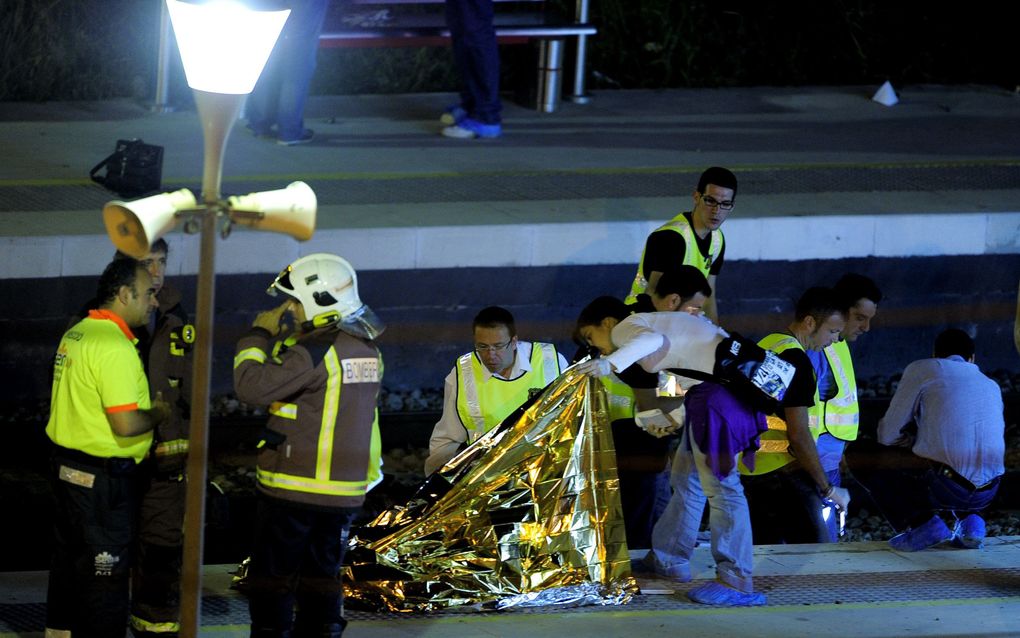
[456,343,562,442]
[813,339,860,441]
[626,213,724,303]
[739,333,820,476]
[600,373,636,422]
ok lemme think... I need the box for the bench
[319,0,597,112]
[151,0,595,114]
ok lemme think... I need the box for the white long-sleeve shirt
[606,312,728,376]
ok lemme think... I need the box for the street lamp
[101,2,313,636]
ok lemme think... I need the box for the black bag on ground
[89,138,164,197]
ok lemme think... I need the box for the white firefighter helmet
[266,253,384,339]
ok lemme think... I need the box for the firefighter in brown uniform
[234,253,385,638]
[67,239,194,637]
[128,241,193,638]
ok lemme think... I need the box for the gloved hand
[576,357,613,378]
[826,485,851,512]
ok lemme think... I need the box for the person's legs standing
[443,0,502,137]
[47,452,139,637]
[293,509,358,637]
[249,495,312,637]
[131,473,185,637]
[273,0,329,143]
[781,469,835,544]
[646,427,706,580]
[444,0,475,116]
[689,436,755,593]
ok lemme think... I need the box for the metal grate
[3,162,1019,213]
[5,569,1020,632]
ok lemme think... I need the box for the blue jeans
[246,0,329,141]
[647,427,756,593]
[445,0,502,124]
[926,468,999,519]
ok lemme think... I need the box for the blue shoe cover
[687,581,766,607]
[889,515,953,552]
[951,513,986,549]
[441,117,502,139]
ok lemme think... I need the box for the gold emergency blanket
[343,368,637,612]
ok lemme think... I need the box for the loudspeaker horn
[103,188,197,259]
[226,180,314,239]
[227,181,317,241]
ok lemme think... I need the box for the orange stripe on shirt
[105,403,139,414]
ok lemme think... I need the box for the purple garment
[685,382,768,479]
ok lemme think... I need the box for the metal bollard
[151,0,174,113]
[537,39,564,114]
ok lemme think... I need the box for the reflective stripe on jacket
[234,328,383,508]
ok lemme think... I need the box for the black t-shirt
[642,212,725,278]
[775,348,817,409]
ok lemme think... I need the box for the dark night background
[0,1,1015,103]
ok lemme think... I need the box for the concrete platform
[4,540,1020,637]
[2,85,1019,279]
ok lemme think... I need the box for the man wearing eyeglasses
[626,166,736,322]
[425,306,568,475]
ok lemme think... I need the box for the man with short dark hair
[739,287,850,545]
[877,328,1005,551]
[804,273,881,541]
[68,239,193,637]
[45,259,170,638]
[647,265,714,315]
[626,166,737,321]
[425,306,567,475]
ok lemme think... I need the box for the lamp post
[102,2,315,636]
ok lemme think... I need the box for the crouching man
[877,328,1005,551]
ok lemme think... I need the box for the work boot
[888,515,953,552]
[952,513,986,549]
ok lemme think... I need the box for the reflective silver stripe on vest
[457,352,486,434]
[537,342,560,386]
[826,412,859,426]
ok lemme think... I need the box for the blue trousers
[445,0,502,124]
[246,0,329,141]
